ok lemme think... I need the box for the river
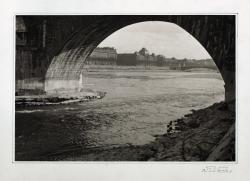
[15,68,225,160]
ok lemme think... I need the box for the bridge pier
[45,78,81,94]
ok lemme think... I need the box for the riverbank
[63,101,235,161]
[22,101,234,161]
[83,64,218,73]
[15,90,106,107]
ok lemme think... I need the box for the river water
[16,68,225,154]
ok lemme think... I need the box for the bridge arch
[18,16,235,102]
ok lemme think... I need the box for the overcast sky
[98,21,211,59]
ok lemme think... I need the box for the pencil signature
[201,166,232,173]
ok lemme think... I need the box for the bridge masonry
[15,15,235,103]
[16,16,98,94]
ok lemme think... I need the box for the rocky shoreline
[38,101,235,161]
[148,101,235,161]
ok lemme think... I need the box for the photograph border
[13,13,238,164]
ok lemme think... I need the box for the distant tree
[139,48,149,56]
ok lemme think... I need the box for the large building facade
[85,47,167,66]
[85,47,117,65]
[117,48,167,66]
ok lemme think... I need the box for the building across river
[168,58,217,70]
[86,47,167,66]
[86,47,117,65]
[85,46,216,70]
[117,48,167,66]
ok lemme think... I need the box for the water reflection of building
[85,47,117,65]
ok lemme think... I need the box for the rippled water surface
[16,69,225,149]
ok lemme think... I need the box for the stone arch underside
[45,15,235,102]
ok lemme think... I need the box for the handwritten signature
[201,166,232,173]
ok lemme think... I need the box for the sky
[98,21,211,59]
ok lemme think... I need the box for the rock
[147,157,156,161]
[187,120,200,128]
[218,103,228,111]
[206,124,235,161]
[190,109,196,113]
[185,156,201,161]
